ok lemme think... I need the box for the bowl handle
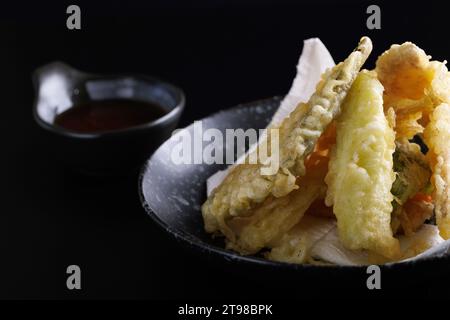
[32,62,88,124]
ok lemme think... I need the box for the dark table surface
[1,0,449,299]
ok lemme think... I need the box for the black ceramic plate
[139,97,450,280]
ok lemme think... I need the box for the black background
[1,0,450,300]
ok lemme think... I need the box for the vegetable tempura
[202,36,450,265]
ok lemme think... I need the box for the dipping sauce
[54,99,167,133]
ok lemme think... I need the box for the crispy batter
[375,42,450,139]
[376,42,434,100]
[423,103,450,239]
[202,37,372,236]
[325,70,400,259]
[226,152,329,254]
[225,122,338,254]
[394,111,425,139]
[222,123,336,254]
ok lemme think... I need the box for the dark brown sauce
[54,99,167,133]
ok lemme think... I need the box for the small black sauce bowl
[32,62,185,175]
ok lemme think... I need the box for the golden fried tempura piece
[376,43,434,100]
[375,42,450,139]
[202,37,372,236]
[325,71,400,259]
[219,123,336,254]
[424,103,450,239]
[226,151,329,254]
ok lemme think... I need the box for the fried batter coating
[376,42,434,100]
[218,122,336,254]
[226,152,329,254]
[325,71,400,259]
[202,37,372,236]
[375,42,450,139]
[424,103,450,239]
